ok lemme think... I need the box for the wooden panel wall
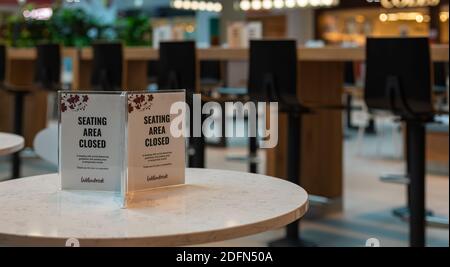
[0,58,47,148]
[247,15,287,39]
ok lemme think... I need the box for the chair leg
[356,111,371,156]
[188,137,205,168]
[392,122,401,158]
[346,93,358,130]
[249,137,258,173]
[356,124,365,156]
[407,121,426,247]
[248,108,258,174]
[376,117,384,156]
[12,92,25,179]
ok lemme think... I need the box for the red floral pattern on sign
[60,94,89,112]
[128,94,153,113]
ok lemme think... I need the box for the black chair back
[158,41,203,168]
[0,44,6,83]
[158,41,196,94]
[34,44,61,91]
[91,42,123,91]
[365,38,434,119]
[248,40,299,109]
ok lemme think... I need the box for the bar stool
[365,37,440,247]
[34,44,61,91]
[158,41,205,168]
[0,43,61,178]
[381,63,449,230]
[91,42,123,91]
[248,40,312,246]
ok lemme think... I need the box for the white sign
[59,92,127,192]
[246,22,263,41]
[227,21,263,48]
[126,91,186,193]
[227,22,247,48]
[59,91,186,207]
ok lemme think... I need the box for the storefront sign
[380,0,440,9]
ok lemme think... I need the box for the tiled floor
[202,127,449,247]
[0,123,448,247]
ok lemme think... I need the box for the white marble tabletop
[0,133,24,156]
[0,169,308,247]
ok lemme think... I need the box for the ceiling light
[172,0,223,13]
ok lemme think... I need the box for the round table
[0,169,308,247]
[0,133,24,156]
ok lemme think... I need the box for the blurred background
[0,0,448,247]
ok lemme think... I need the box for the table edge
[0,199,308,247]
[0,134,24,156]
[0,170,309,247]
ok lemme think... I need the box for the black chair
[248,40,311,246]
[379,58,449,233]
[158,41,205,168]
[0,43,61,178]
[365,37,436,247]
[91,42,123,91]
[35,44,61,91]
[158,41,196,92]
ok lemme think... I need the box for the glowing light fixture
[297,0,308,7]
[263,0,273,9]
[379,13,388,22]
[240,0,251,10]
[379,12,431,23]
[239,0,339,10]
[252,0,262,10]
[440,12,449,22]
[274,0,285,9]
[171,0,223,13]
[285,0,296,8]
[378,0,440,9]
